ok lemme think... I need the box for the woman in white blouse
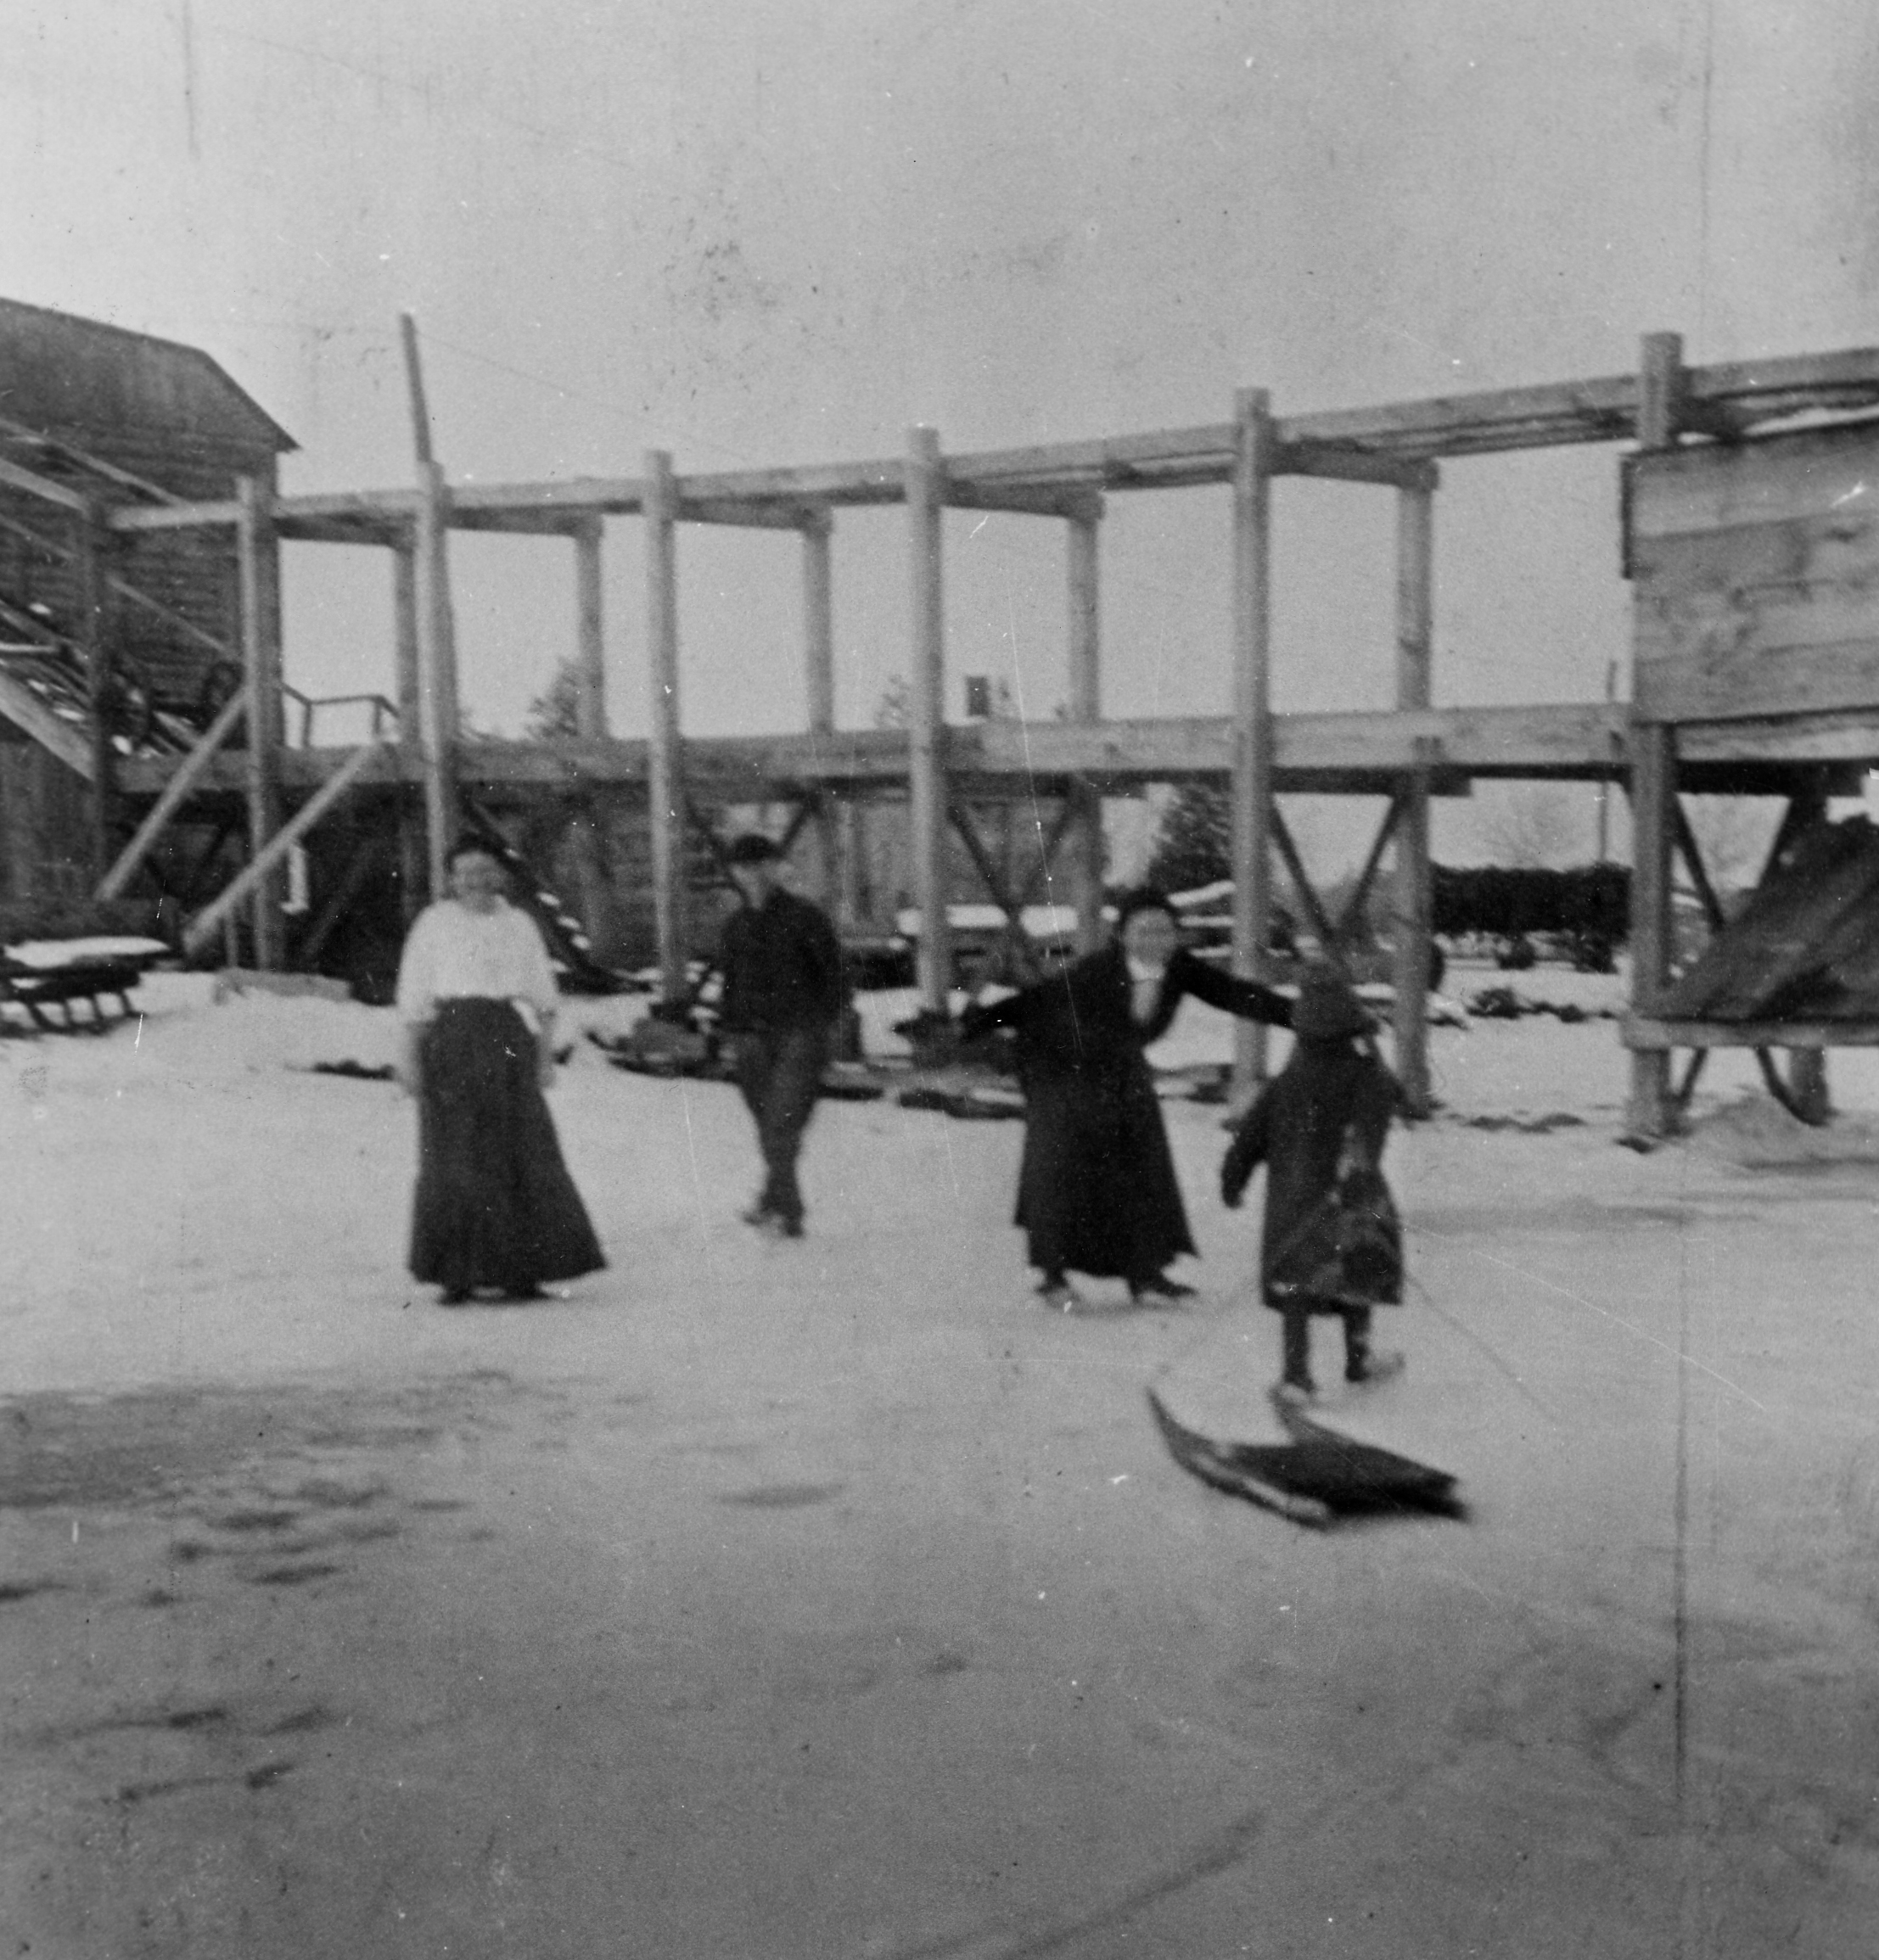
[394,838,603,1305]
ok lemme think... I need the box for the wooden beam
[294,830,383,972]
[572,517,608,740]
[1270,804,1338,949]
[1016,796,1081,910]
[237,476,284,966]
[1278,444,1439,491]
[676,496,818,530]
[906,425,951,1010]
[1626,1018,1879,1050]
[943,481,1105,521]
[1230,388,1276,1092]
[446,478,644,520]
[1391,477,1437,1112]
[1670,798,1728,933]
[96,679,250,901]
[399,313,436,467]
[76,503,115,883]
[948,800,1027,924]
[0,669,93,777]
[413,460,461,898]
[179,812,242,908]
[75,340,1879,555]
[0,454,91,513]
[0,512,234,663]
[0,412,182,505]
[800,510,839,916]
[1338,794,1405,942]
[390,533,421,747]
[645,449,687,1000]
[1064,505,1104,954]
[1280,377,1639,461]
[109,500,244,535]
[109,703,1648,800]
[182,742,385,956]
[1624,333,1684,1140]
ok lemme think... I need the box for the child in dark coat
[1221,966,1407,1405]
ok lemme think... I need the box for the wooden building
[0,297,294,932]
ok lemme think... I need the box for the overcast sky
[6,2,1876,865]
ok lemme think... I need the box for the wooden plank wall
[1630,421,1879,725]
[0,736,93,903]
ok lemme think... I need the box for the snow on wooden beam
[109,500,244,534]
[0,669,93,777]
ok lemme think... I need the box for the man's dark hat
[726,833,780,865]
[1114,885,1177,929]
[1293,965,1371,1041]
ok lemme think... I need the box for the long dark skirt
[408,999,604,1291]
[1014,1062,1195,1280]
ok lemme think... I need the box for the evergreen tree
[524,658,583,740]
[1146,782,1233,893]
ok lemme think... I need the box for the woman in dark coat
[962,888,1292,1310]
[1220,965,1405,1403]
[394,839,605,1306]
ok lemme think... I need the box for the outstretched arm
[1177,951,1293,1028]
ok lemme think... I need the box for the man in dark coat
[962,888,1292,1310]
[1221,964,1406,1403]
[717,833,848,1239]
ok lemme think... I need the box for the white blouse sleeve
[513,909,560,1016]
[394,906,443,1024]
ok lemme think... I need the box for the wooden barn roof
[1660,817,1879,1022]
[0,297,294,457]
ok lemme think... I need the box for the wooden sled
[1148,1389,1464,1529]
[2,958,144,1034]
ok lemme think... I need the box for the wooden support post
[565,514,619,961]
[236,476,284,966]
[800,510,840,918]
[644,449,687,1002]
[389,526,426,927]
[1066,502,1104,955]
[906,426,951,1011]
[1782,776,1831,1123]
[1230,389,1276,1094]
[1625,333,1684,1139]
[1392,470,1437,1115]
[572,517,608,739]
[391,529,420,738]
[74,501,115,883]
[413,460,461,901]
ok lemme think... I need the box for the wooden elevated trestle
[57,333,1879,1128]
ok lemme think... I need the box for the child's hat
[1293,964,1371,1040]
